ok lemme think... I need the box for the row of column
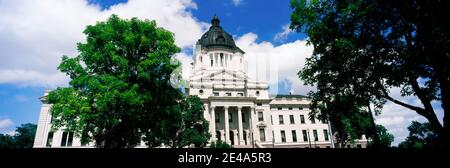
[210,105,255,145]
[209,53,232,68]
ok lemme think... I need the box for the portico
[209,104,256,146]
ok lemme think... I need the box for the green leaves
[398,121,438,148]
[0,123,37,148]
[48,15,201,148]
[290,0,450,147]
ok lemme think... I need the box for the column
[237,106,244,145]
[250,107,256,145]
[224,106,230,144]
[210,106,216,142]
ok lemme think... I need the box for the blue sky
[0,0,441,145]
[0,0,303,133]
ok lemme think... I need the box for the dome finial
[211,14,220,27]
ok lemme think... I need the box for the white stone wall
[269,96,333,148]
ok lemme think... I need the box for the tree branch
[380,89,427,116]
[408,76,435,115]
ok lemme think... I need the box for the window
[200,56,202,63]
[46,132,54,147]
[215,53,218,67]
[224,54,228,67]
[313,130,318,141]
[242,113,245,123]
[210,54,213,67]
[213,92,219,96]
[215,112,219,123]
[220,53,224,67]
[256,91,260,96]
[323,129,329,141]
[50,115,55,123]
[299,107,303,110]
[357,144,362,148]
[311,117,316,124]
[61,132,67,146]
[229,113,232,122]
[199,90,204,95]
[270,115,273,124]
[289,115,295,124]
[292,130,297,142]
[300,115,305,124]
[237,93,244,96]
[277,107,282,110]
[257,103,262,106]
[67,132,74,146]
[278,115,284,125]
[226,92,231,96]
[288,107,293,110]
[258,112,264,121]
[302,130,308,142]
[60,132,74,147]
[259,128,265,142]
[281,131,286,143]
[326,146,331,148]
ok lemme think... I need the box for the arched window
[256,91,260,96]
[199,90,204,95]
[220,53,224,67]
[210,54,213,67]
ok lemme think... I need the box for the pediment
[190,70,248,82]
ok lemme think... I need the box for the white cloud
[232,0,243,6]
[274,24,294,42]
[374,87,431,146]
[174,53,193,81]
[376,116,405,126]
[0,117,14,134]
[236,32,314,95]
[0,0,208,87]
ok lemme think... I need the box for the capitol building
[33,16,367,148]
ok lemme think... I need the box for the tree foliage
[368,124,394,148]
[0,134,15,148]
[159,96,211,148]
[398,121,438,148]
[48,15,208,148]
[209,140,232,148]
[290,0,450,147]
[0,123,36,148]
[313,95,373,147]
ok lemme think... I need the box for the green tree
[48,15,194,148]
[368,125,394,148]
[13,123,37,148]
[0,123,37,148]
[314,95,373,147]
[0,134,15,148]
[210,140,232,148]
[398,121,438,148]
[290,0,450,147]
[162,95,211,148]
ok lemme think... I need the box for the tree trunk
[367,101,379,147]
[437,73,450,148]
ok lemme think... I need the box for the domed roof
[197,15,244,53]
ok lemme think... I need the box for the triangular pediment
[190,70,248,82]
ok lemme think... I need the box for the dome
[197,15,244,54]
